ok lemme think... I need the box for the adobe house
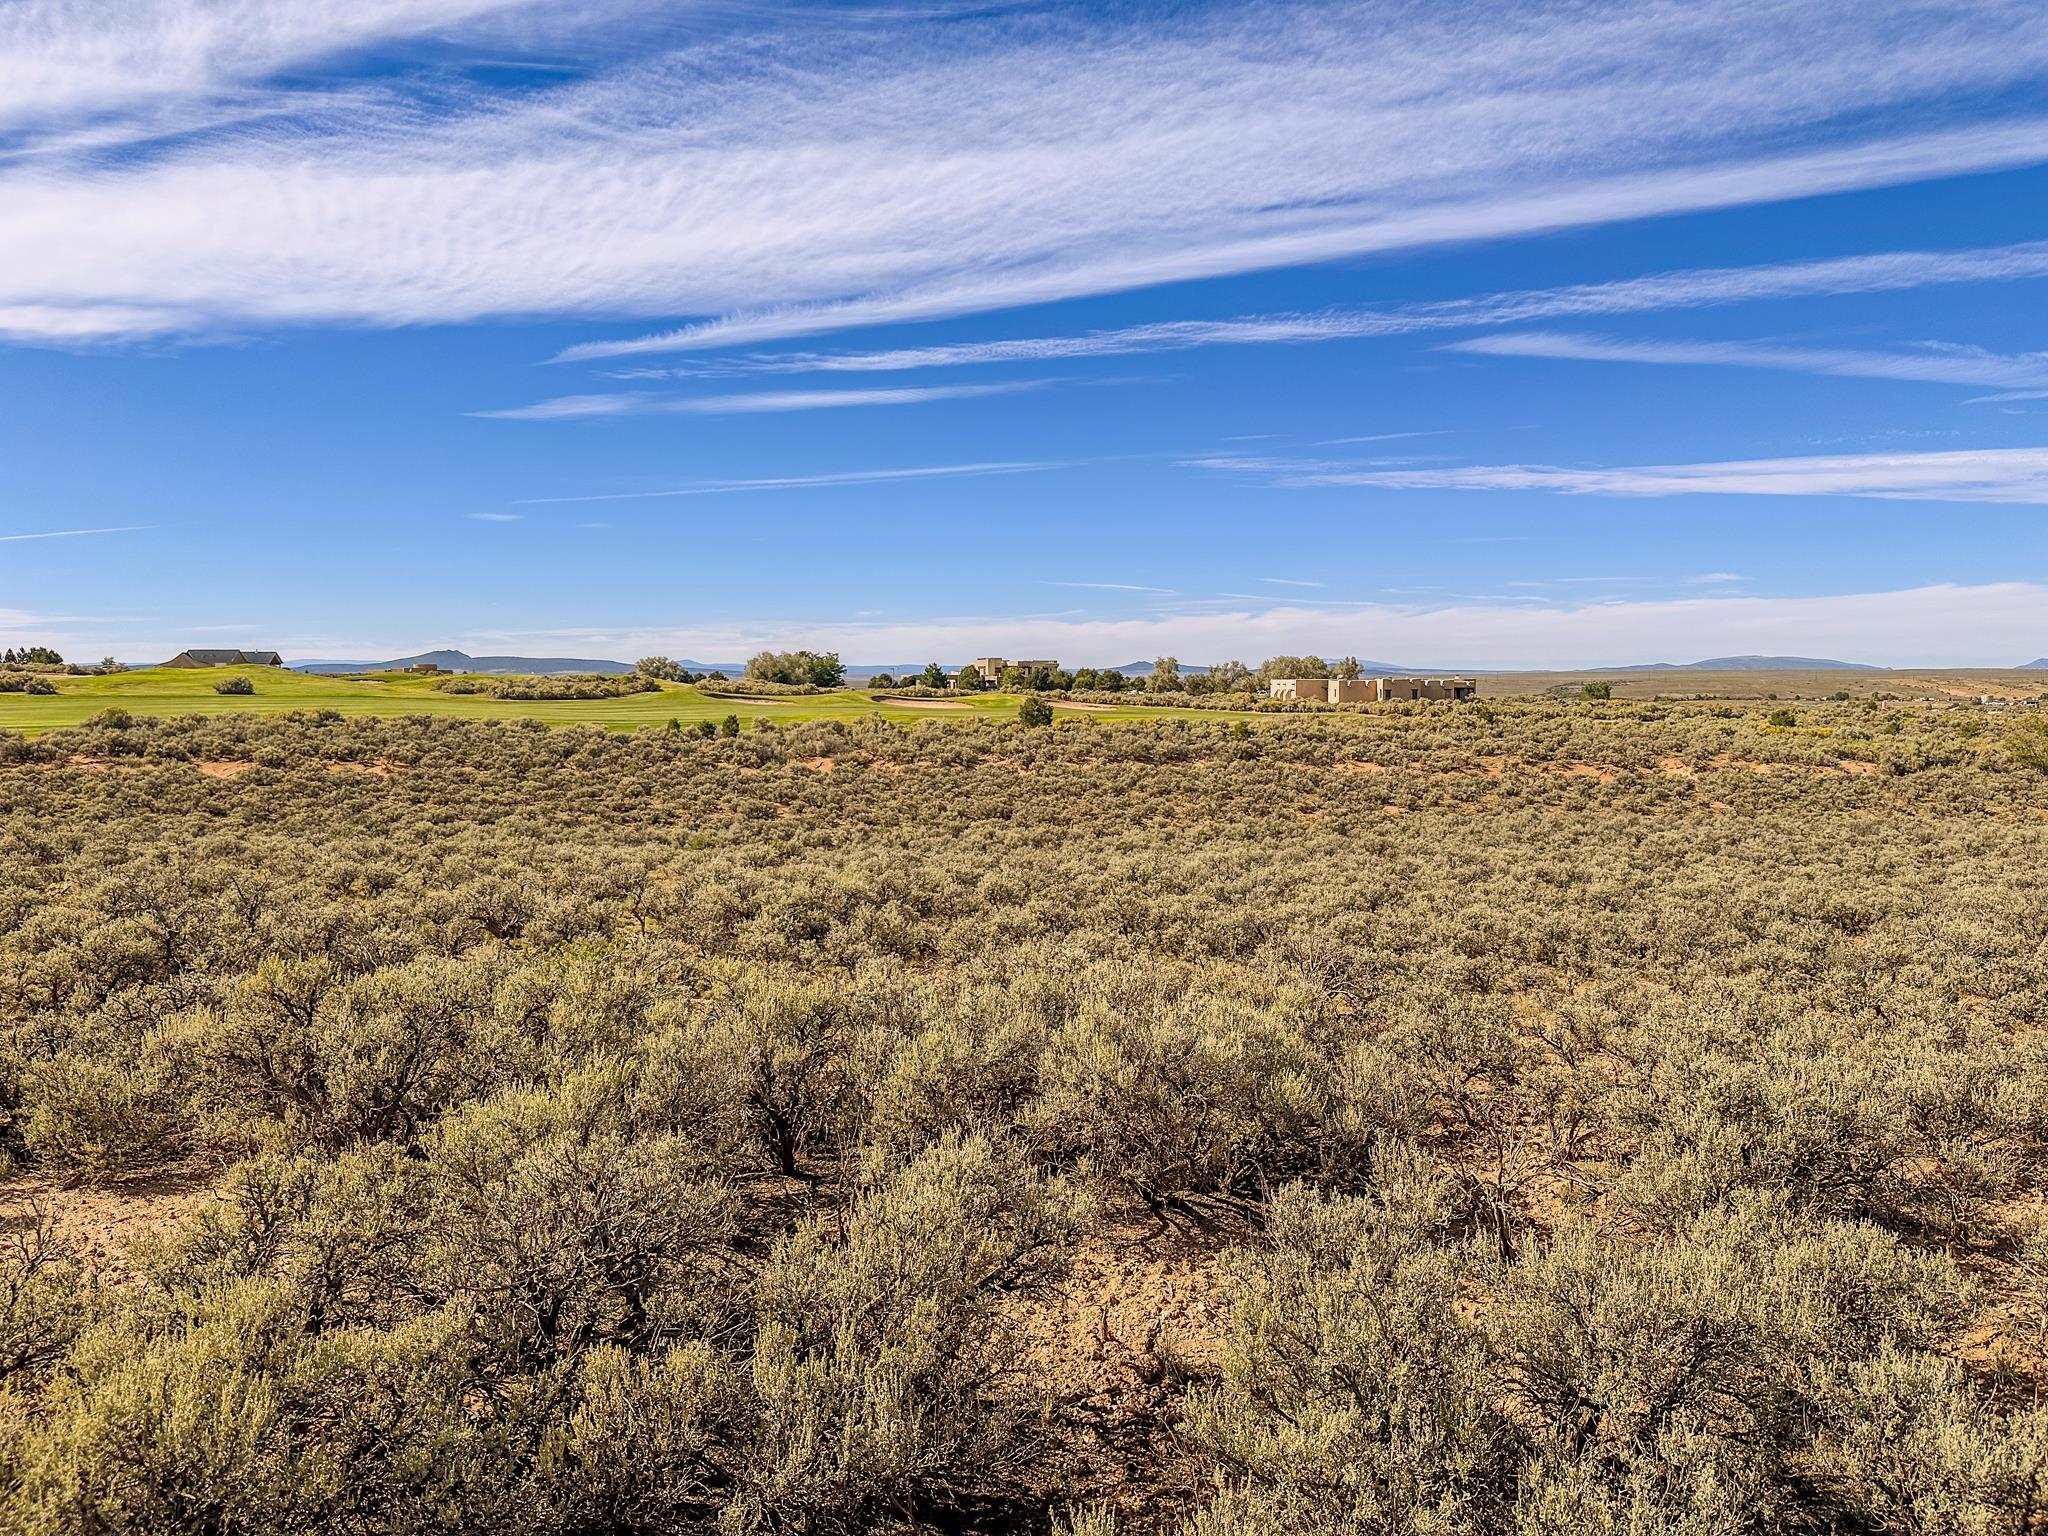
[163,648,284,668]
[1270,676,1477,703]
[968,657,1059,683]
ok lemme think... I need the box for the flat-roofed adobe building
[968,657,1059,684]
[164,648,283,668]
[1271,675,1477,702]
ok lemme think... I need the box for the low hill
[1596,655,1882,673]
[296,649,641,676]
[2020,658,2048,670]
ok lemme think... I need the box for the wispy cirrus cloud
[1230,446,2048,504]
[575,239,2048,372]
[0,523,153,542]
[0,0,543,133]
[1043,580,1178,594]
[1447,331,2048,393]
[517,460,1070,504]
[8,3,2048,347]
[471,381,1045,420]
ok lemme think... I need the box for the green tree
[744,650,846,688]
[635,656,683,682]
[919,662,947,689]
[1017,696,1054,726]
[1209,659,1252,693]
[1257,655,1329,683]
[720,714,740,737]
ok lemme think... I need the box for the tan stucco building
[969,657,1059,683]
[1270,676,1477,703]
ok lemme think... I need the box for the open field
[5,701,2048,1532]
[1476,666,2048,701]
[0,666,1247,734]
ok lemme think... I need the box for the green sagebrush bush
[1174,1184,1996,1536]
[0,1134,1077,1536]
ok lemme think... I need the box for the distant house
[967,657,1059,684]
[163,648,283,668]
[1270,675,1476,703]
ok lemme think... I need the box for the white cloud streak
[1043,581,1178,594]
[1449,331,2048,391]
[570,237,2048,373]
[6,3,2048,346]
[471,381,1044,420]
[1262,447,2048,504]
[516,460,1069,504]
[0,0,544,132]
[0,523,153,542]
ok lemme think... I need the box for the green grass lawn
[0,668,1255,735]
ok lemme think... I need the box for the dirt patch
[876,697,971,711]
[1837,759,1884,777]
[1657,756,1695,778]
[1049,700,1124,713]
[1565,762,1619,784]
[1007,1217,1228,1512]
[1331,760,1387,775]
[327,759,396,778]
[795,756,838,775]
[2,1162,218,1281]
[195,760,255,779]
[63,755,113,772]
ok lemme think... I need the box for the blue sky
[6,0,2048,667]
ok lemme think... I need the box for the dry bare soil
[4,698,2048,1533]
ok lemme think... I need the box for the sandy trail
[877,697,972,711]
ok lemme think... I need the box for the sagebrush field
[4,699,2048,1532]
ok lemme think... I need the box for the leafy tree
[744,651,845,688]
[635,656,684,682]
[1149,656,1181,692]
[1257,655,1329,683]
[919,662,948,689]
[214,675,255,696]
[1208,659,1252,693]
[1017,696,1054,726]
[719,714,740,737]
[1581,681,1612,700]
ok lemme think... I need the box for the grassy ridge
[0,667,1244,734]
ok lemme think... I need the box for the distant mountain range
[296,649,641,676]
[2021,659,2048,670]
[1592,655,1883,673]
